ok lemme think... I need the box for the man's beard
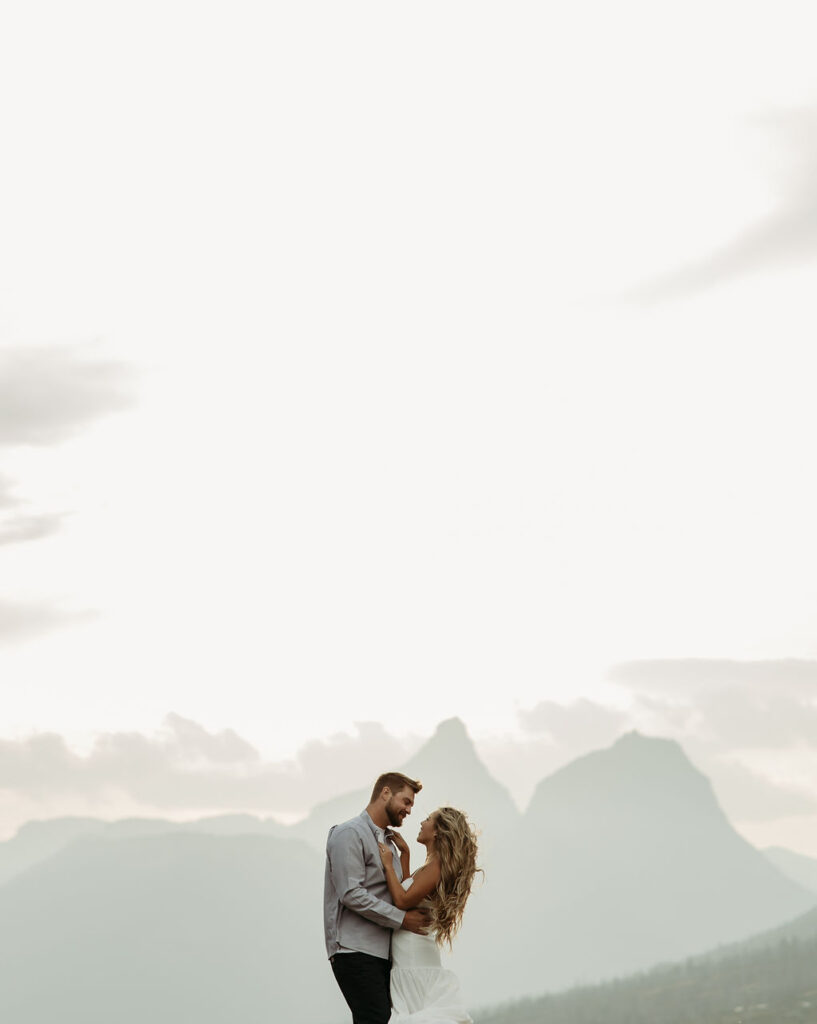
[385,799,404,827]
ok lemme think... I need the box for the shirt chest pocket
[363,845,386,876]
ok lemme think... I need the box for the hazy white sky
[1,2,816,850]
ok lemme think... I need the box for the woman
[378,806,481,1023]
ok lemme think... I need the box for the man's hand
[401,908,431,935]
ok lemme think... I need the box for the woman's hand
[390,832,410,857]
[378,841,394,870]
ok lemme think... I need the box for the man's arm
[327,826,406,931]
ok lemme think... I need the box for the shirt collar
[361,810,395,842]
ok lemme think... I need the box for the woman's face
[417,811,439,846]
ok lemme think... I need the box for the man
[324,771,430,1024]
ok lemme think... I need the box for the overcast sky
[1,1,816,854]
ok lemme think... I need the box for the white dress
[389,877,472,1023]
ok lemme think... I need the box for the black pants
[330,951,391,1024]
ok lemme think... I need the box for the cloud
[705,758,817,822]
[0,715,420,815]
[157,712,262,765]
[609,660,817,747]
[609,658,817,701]
[0,707,812,832]
[0,344,136,545]
[630,693,698,733]
[519,698,628,748]
[0,476,21,510]
[0,599,97,646]
[607,658,817,825]
[0,343,136,447]
[0,512,67,546]
[0,476,65,545]
[702,688,817,749]
[627,107,817,301]
[295,721,420,782]
[0,343,137,640]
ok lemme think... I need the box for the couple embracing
[323,771,481,1023]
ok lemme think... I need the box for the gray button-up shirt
[324,810,405,959]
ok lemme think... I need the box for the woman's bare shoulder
[411,858,441,884]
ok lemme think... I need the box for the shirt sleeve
[327,826,406,930]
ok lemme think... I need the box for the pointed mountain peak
[406,717,481,768]
[404,716,498,779]
[296,716,520,844]
[431,717,470,742]
[400,717,520,828]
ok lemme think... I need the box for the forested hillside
[475,931,817,1024]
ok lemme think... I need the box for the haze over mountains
[0,720,814,1022]
[764,845,817,897]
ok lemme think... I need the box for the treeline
[473,933,817,1024]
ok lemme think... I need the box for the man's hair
[370,772,422,803]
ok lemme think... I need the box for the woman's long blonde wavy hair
[427,807,482,950]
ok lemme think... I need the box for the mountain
[449,732,816,1006]
[1,726,812,1019]
[290,717,520,860]
[0,816,111,886]
[474,903,817,1024]
[0,812,289,887]
[764,846,817,895]
[0,716,518,1024]
[0,831,343,1024]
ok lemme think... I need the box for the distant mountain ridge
[0,723,814,1019]
[0,811,289,887]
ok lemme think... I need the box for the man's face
[385,786,415,827]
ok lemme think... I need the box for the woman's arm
[391,832,411,880]
[378,844,441,910]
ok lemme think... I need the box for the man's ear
[381,787,391,801]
